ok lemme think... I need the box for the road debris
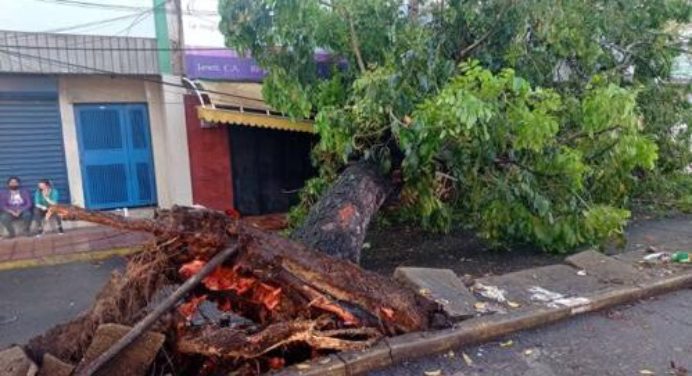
[499,340,514,348]
[528,286,590,309]
[671,251,690,263]
[462,352,473,366]
[424,369,442,376]
[472,282,508,303]
[25,205,441,375]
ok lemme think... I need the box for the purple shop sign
[185,49,266,81]
[185,48,344,81]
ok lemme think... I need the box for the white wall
[58,75,192,208]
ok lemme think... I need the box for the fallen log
[73,243,242,376]
[292,162,391,264]
[26,205,442,375]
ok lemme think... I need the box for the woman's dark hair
[6,176,20,185]
[38,179,52,187]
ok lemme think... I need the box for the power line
[5,0,170,50]
[0,44,237,51]
[34,0,217,15]
[0,47,266,103]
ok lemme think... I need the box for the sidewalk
[0,227,152,270]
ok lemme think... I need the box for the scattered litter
[296,364,311,370]
[638,370,654,375]
[319,357,331,365]
[362,242,371,250]
[419,288,432,296]
[507,301,521,308]
[643,252,670,262]
[499,340,514,348]
[528,286,564,302]
[462,352,473,366]
[473,301,507,314]
[472,283,508,303]
[435,298,451,306]
[424,369,442,376]
[671,251,690,263]
[445,350,455,358]
[576,270,587,276]
[523,349,534,356]
[548,297,591,309]
[528,286,590,309]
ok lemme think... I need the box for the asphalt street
[0,257,125,347]
[373,289,692,376]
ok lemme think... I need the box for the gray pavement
[373,289,692,376]
[0,258,125,347]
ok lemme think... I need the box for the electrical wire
[33,0,217,15]
[0,45,238,51]
[0,47,265,103]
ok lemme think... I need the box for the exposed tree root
[26,205,442,374]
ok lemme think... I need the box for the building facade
[0,29,192,211]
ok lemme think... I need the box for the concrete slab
[393,267,476,321]
[565,250,641,285]
[37,354,73,376]
[475,264,607,307]
[0,346,38,376]
[79,324,165,376]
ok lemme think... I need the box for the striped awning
[195,81,314,133]
[197,106,315,133]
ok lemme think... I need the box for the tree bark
[292,163,391,264]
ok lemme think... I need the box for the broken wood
[73,243,241,376]
[177,320,382,359]
[27,205,440,375]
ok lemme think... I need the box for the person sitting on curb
[34,179,64,236]
[0,176,33,239]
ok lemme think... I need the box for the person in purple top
[0,176,33,238]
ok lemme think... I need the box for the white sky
[0,0,156,38]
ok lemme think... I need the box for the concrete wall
[58,75,192,208]
[184,95,234,211]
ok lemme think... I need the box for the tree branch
[456,2,514,62]
[322,0,366,72]
[346,10,366,72]
[561,126,622,144]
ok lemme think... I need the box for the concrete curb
[278,268,692,376]
[0,247,138,271]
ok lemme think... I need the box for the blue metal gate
[75,104,157,209]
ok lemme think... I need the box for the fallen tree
[25,205,441,375]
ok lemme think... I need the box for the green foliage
[219,0,691,252]
[403,63,653,251]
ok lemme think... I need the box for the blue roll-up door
[0,92,71,203]
[75,103,157,209]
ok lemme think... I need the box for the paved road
[373,289,692,376]
[0,258,125,347]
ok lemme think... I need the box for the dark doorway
[228,126,316,215]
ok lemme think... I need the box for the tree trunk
[292,163,391,264]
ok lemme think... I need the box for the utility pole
[153,0,172,74]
